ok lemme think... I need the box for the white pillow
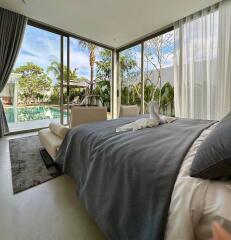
[49,123,69,139]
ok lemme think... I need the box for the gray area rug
[9,135,62,194]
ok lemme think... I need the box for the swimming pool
[5,106,67,123]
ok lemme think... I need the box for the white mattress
[165,123,231,240]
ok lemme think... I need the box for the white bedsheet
[166,124,231,240]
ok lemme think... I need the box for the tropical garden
[14,45,113,111]
[120,31,175,116]
[12,32,174,116]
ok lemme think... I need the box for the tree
[94,80,111,110]
[78,76,88,82]
[96,48,137,83]
[48,61,86,104]
[15,62,52,104]
[47,61,78,84]
[120,51,138,81]
[95,48,139,107]
[144,81,160,107]
[79,41,97,95]
[144,31,174,106]
[120,49,139,105]
[160,82,174,116]
[94,49,112,109]
[96,49,112,82]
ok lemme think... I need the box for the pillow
[190,111,231,180]
[119,105,139,117]
[49,123,69,139]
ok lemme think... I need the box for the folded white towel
[149,101,160,122]
[160,115,176,124]
[116,118,159,132]
[149,101,176,123]
[116,101,176,132]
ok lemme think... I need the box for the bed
[56,114,231,240]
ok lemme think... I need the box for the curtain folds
[0,7,27,137]
[174,0,231,120]
[217,0,231,119]
[0,100,9,137]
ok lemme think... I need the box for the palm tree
[47,61,78,84]
[120,53,139,105]
[78,41,97,95]
[119,54,137,79]
[95,49,112,82]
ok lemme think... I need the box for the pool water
[5,106,67,123]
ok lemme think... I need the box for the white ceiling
[0,0,220,48]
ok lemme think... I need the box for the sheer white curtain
[217,0,231,119]
[174,0,231,120]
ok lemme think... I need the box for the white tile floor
[0,133,105,240]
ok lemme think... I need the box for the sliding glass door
[69,38,112,119]
[144,30,174,115]
[60,36,70,126]
[1,25,63,132]
[1,21,113,133]
[119,45,141,112]
[118,29,174,116]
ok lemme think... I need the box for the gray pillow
[190,111,231,180]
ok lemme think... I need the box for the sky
[14,25,174,86]
[14,25,103,84]
[120,31,174,71]
[119,32,174,86]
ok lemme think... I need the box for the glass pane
[63,37,69,126]
[119,45,141,110]
[144,30,174,116]
[1,25,61,132]
[69,38,112,119]
[95,47,112,119]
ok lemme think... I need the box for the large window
[144,30,174,115]
[0,23,113,132]
[70,38,112,118]
[119,30,174,116]
[0,21,173,133]
[119,45,141,110]
[1,25,62,132]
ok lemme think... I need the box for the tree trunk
[90,66,94,94]
[89,49,95,105]
[158,73,161,111]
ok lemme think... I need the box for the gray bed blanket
[56,116,215,240]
